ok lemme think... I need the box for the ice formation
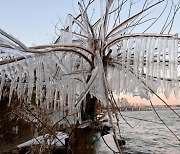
[1,31,179,125]
[106,35,180,99]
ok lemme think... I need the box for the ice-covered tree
[0,0,180,153]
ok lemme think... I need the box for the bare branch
[106,0,165,39]
[142,0,168,33]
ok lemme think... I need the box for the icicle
[35,60,41,106]
[138,37,146,78]
[174,81,180,99]
[159,38,165,91]
[128,38,135,67]
[67,80,72,120]
[162,38,169,93]
[77,66,98,105]
[0,69,5,100]
[145,38,152,86]
[152,38,157,82]
[164,81,171,98]
[168,38,174,84]
[23,83,28,103]
[5,64,13,80]
[123,39,131,93]
[56,82,61,109]
[39,59,45,105]
[61,83,66,118]
[59,15,73,45]
[71,79,76,124]
[49,62,56,108]
[112,68,120,94]
[149,38,155,86]
[27,59,35,103]
[64,84,69,121]
[105,64,110,87]
[41,61,46,106]
[68,15,73,44]
[156,38,161,90]
[127,73,135,92]
[121,39,128,70]
[107,65,114,90]
[43,58,51,108]
[120,69,126,92]
[133,37,141,77]
[124,38,133,92]
[16,64,24,100]
[53,89,58,110]
[8,77,17,106]
[173,39,179,97]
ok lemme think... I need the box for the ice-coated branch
[0,28,29,51]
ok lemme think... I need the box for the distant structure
[117,98,147,111]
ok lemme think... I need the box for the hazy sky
[121,93,180,105]
[0,0,180,105]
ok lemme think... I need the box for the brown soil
[0,96,34,153]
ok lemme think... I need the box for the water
[96,110,180,154]
[118,110,180,154]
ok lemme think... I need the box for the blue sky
[0,0,180,46]
[0,0,75,46]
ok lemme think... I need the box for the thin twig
[149,100,180,143]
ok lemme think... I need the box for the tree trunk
[68,94,98,154]
[68,126,96,154]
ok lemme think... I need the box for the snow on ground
[17,132,68,148]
